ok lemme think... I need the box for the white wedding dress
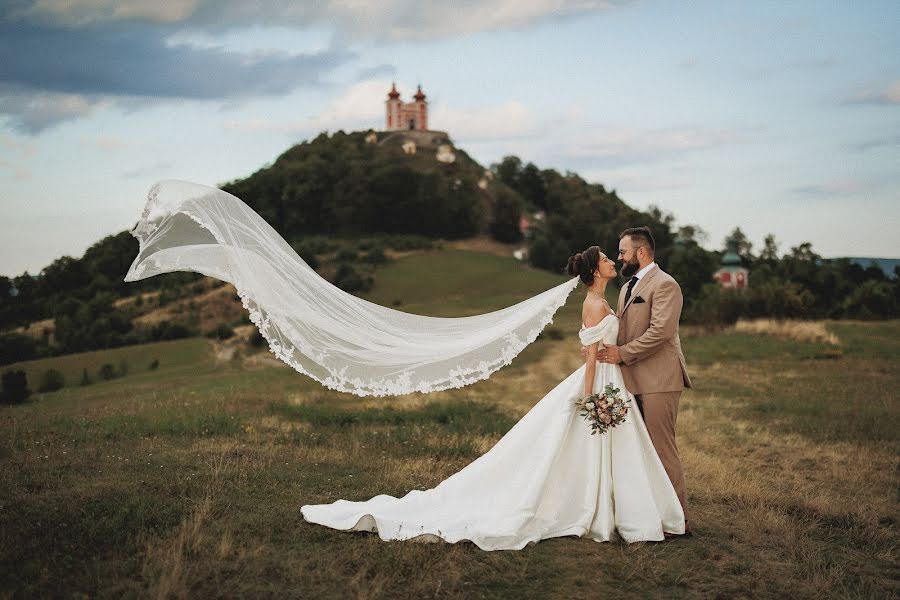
[301,315,685,550]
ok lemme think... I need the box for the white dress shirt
[633,261,657,282]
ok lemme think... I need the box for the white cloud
[791,179,880,198]
[18,0,199,25]
[0,87,109,134]
[432,101,545,141]
[91,135,127,150]
[309,79,388,131]
[222,79,388,136]
[0,134,38,157]
[17,0,630,41]
[551,127,742,165]
[849,80,900,105]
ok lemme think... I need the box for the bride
[301,245,685,549]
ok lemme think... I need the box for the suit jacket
[616,265,692,395]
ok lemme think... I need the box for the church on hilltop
[368,83,453,161]
[385,83,428,131]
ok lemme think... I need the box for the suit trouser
[635,391,688,518]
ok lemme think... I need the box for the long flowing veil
[124,180,580,396]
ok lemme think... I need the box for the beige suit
[617,265,692,516]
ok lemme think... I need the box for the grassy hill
[1,248,897,598]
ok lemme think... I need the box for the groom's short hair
[620,226,655,257]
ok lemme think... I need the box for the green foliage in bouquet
[575,383,630,435]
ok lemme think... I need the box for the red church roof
[414,85,426,101]
[388,83,400,99]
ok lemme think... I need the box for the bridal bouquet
[575,383,630,435]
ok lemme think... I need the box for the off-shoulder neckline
[581,313,617,329]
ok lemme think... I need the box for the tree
[517,162,547,209]
[492,155,522,188]
[489,187,523,244]
[759,234,779,262]
[723,227,754,264]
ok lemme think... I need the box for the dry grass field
[1,250,897,599]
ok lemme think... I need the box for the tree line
[492,155,898,323]
[1,135,896,367]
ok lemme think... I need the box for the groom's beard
[621,259,640,278]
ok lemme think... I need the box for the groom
[593,226,693,533]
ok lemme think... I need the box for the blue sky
[1,0,898,277]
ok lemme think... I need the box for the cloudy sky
[1,0,898,276]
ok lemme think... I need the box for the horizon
[1,1,899,277]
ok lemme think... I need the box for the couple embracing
[301,226,693,549]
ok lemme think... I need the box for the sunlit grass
[734,318,840,345]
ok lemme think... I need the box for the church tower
[385,83,401,131]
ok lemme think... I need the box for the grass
[1,250,897,599]
[734,318,841,345]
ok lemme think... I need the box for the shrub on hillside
[362,247,388,264]
[149,358,160,370]
[38,369,64,393]
[1,370,31,404]
[158,288,181,306]
[80,368,91,386]
[385,235,433,251]
[538,327,564,341]
[335,248,358,262]
[98,363,117,381]
[249,330,266,348]
[292,236,336,256]
[210,323,235,340]
[150,321,193,341]
[0,333,38,366]
[333,264,372,293]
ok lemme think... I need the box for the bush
[683,284,747,326]
[150,321,193,341]
[80,368,92,386]
[539,326,564,341]
[158,288,181,306]
[0,333,38,366]
[362,247,388,264]
[292,236,336,256]
[335,248,358,262]
[210,323,235,340]
[333,263,372,293]
[1,370,31,404]
[249,330,266,348]
[38,369,65,393]
[149,358,160,370]
[117,359,129,377]
[384,235,433,251]
[98,363,117,381]
[842,280,897,319]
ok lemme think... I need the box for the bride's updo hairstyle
[566,246,601,286]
